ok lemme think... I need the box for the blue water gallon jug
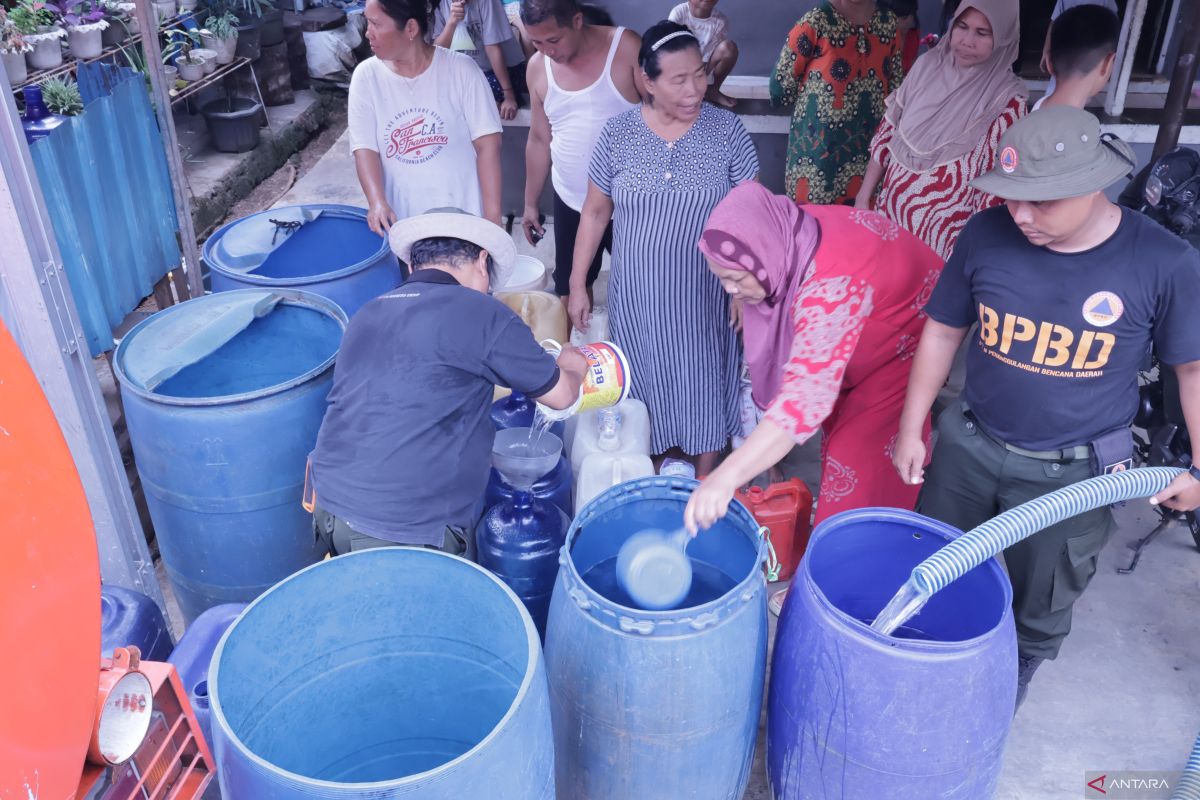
[485,456,574,518]
[113,289,346,623]
[100,585,173,662]
[168,603,245,765]
[478,490,570,638]
[21,86,69,144]
[209,549,554,798]
[203,204,402,318]
[768,508,1016,799]
[544,477,768,799]
[490,392,566,438]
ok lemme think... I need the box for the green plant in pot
[40,75,83,115]
[12,0,66,71]
[200,10,237,65]
[99,0,133,46]
[162,25,206,81]
[203,0,263,60]
[54,0,109,60]
[1,12,34,85]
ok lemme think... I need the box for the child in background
[1036,4,1119,111]
[668,0,739,108]
[879,0,919,72]
[1039,0,1119,100]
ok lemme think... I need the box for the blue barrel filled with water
[544,476,768,799]
[768,507,1016,799]
[100,585,173,662]
[204,204,402,318]
[209,549,555,798]
[113,289,346,623]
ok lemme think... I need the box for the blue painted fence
[29,62,181,356]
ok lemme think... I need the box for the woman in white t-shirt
[351,0,504,235]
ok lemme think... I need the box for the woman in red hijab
[684,182,943,573]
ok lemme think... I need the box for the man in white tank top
[519,0,642,300]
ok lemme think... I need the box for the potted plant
[200,10,237,64]
[40,74,83,115]
[163,25,206,81]
[191,46,217,73]
[99,0,133,46]
[153,0,177,25]
[10,0,65,71]
[201,91,261,153]
[1,13,33,85]
[54,0,108,60]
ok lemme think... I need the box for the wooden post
[134,0,205,300]
[1152,1,1200,161]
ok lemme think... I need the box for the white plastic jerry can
[575,451,656,512]
[566,400,651,476]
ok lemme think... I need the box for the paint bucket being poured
[537,340,631,422]
[616,527,693,610]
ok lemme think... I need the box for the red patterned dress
[763,204,943,524]
[868,95,1026,260]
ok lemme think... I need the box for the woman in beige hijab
[854,0,1027,260]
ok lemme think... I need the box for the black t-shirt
[925,206,1200,450]
[308,269,560,544]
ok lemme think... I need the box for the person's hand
[448,0,465,25]
[729,296,744,332]
[555,342,589,376]
[367,200,397,237]
[1150,470,1200,512]
[567,287,592,332]
[892,431,926,486]
[499,91,518,121]
[684,472,738,535]
[1039,49,1051,76]
[522,205,545,246]
[853,192,872,210]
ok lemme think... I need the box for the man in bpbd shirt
[307,208,587,557]
[892,107,1200,709]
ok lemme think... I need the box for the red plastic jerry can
[735,479,814,582]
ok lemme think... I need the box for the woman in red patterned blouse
[684,182,943,553]
[855,0,1027,260]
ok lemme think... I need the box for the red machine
[0,323,212,799]
[736,479,814,582]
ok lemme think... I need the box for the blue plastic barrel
[168,603,245,764]
[100,585,173,662]
[544,477,768,799]
[485,456,574,518]
[209,549,555,798]
[203,204,402,318]
[113,289,346,623]
[768,508,1017,799]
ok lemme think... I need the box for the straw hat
[388,207,517,287]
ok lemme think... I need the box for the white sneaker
[769,587,788,616]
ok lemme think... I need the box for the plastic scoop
[615,527,693,610]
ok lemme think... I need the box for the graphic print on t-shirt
[384,107,449,164]
[976,299,1118,379]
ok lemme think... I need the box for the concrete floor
[273,133,1200,798]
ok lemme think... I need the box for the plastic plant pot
[201,96,262,153]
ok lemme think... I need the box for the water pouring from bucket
[492,428,562,491]
[615,527,693,610]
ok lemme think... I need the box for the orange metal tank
[735,479,814,582]
[0,321,101,798]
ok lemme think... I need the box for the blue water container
[168,603,245,762]
[100,585,173,662]
[490,392,566,438]
[544,477,768,799]
[113,289,346,623]
[203,204,402,318]
[209,549,555,798]
[768,508,1017,799]
[478,490,571,638]
[485,456,574,518]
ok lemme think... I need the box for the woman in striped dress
[854,0,1026,260]
[568,20,759,474]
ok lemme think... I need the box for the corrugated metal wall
[30,63,181,356]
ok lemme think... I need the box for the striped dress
[589,104,760,455]
[868,96,1026,261]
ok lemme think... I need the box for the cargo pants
[917,403,1114,661]
[313,505,475,561]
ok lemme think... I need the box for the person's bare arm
[1151,360,1200,511]
[534,346,588,409]
[684,419,795,534]
[612,28,646,102]
[354,149,396,235]
[485,42,517,120]
[892,320,969,484]
[567,183,614,330]
[522,58,551,245]
[434,0,464,48]
[855,158,885,209]
[473,132,502,225]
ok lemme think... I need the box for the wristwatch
[1188,464,1200,483]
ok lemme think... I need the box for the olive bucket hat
[971,106,1136,201]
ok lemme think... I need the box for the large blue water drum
[768,508,1017,799]
[545,477,768,799]
[209,549,555,798]
[204,204,402,317]
[113,289,346,623]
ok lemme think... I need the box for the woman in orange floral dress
[771,0,906,205]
